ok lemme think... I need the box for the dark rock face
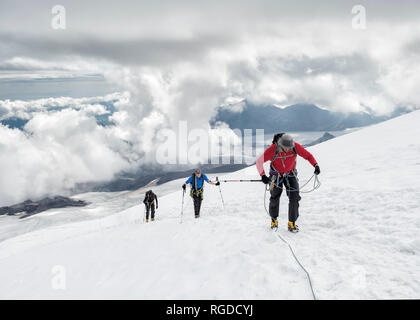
[0,196,88,219]
[304,132,336,147]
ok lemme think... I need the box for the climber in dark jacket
[143,190,158,222]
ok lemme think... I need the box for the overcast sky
[1,0,420,111]
[1,0,420,204]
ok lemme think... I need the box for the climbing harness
[190,174,204,199]
[270,173,321,193]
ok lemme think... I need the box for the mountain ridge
[212,101,410,133]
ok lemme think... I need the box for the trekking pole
[180,189,186,224]
[143,205,146,224]
[216,177,225,209]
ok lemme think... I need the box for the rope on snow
[263,175,320,300]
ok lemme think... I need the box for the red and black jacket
[256,142,317,176]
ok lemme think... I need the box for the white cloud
[0,95,134,205]
[1,1,420,204]
[0,92,125,120]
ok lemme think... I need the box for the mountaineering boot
[151,218,155,221]
[146,218,149,223]
[288,221,299,233]
[195,214,200,219]
[271,218,278,229]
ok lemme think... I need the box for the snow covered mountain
[0,110,420,299]
[212,102,409,133]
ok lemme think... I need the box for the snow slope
[1,111,420,299]
[0,175,186,243]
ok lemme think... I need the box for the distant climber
[256,133,320,232]
[182,169,220,218]
[143,190,158,222]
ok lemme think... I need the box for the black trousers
[192,194,203,216]
[145,203,155,219]
[269,175,301,223]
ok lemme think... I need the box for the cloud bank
[1,0,420,204]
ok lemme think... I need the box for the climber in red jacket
[256,133,320,232]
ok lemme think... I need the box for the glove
[215,181,220,186]
[314,164,320,175]
[261,174,270,184]
[182,184,186,191]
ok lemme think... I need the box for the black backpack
[272,132,285,145]
[145,191,154,203]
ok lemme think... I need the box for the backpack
[145,191,154,203]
